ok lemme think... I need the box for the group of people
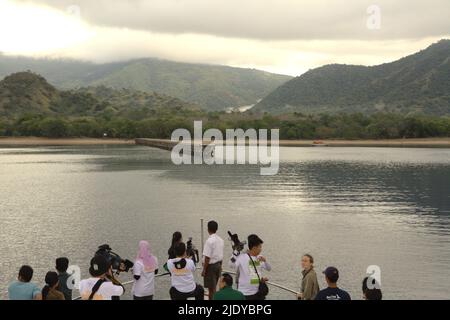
[7,220,382,300]
[7,258,73,300]
[164,221,381,301]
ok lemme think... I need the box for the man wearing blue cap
[315,267,351,300]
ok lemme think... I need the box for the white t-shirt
[229,253,271,296]
[79,278,124,300]
[203,233,224,264]
[167,258,196,293]
[132,258,159,297]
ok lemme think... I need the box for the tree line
[0,112,449,139]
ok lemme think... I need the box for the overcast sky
[0,0,449,75]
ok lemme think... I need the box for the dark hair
[55,257,69,273]
[326,273,339,283]
[248,234,263,250]
[172,232,182,246]
[208,221,218,233]
[303,254,314,264]
[42,271,59,300]
[362,277,383,300]
[174,242,186,257]
[18,265,33,282]
[222,273,233,287]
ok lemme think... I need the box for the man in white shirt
[79,255,124,300]
[167,242,204,300]
[202,220,224,299]
[229,234,271,300]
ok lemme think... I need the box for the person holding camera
[202,221,224,300]
[228,234,271,300]
[79,255,124,300]
[168,231,183,260]
[167,242,205,300]
[132,240,159,300]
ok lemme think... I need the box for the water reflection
[0,146,449,299]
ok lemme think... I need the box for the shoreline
[278,138,450,148]
[0,137,449,148]
[136,138,450,149]
[0,137,135,146]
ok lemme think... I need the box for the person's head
[89,255,111,278]
[207,221,218,235]
[301,254,314,270]
[362,277,383,300]
[137,240,157,269]
[248,234,264,256]
[138,240,151,255]
[55,257,69,273]
[172,231,183,246]
[18,265,33,283]
[45,271,59,289]
[174,242,187,258]
[323,267,339,286]
[219,273,233,290]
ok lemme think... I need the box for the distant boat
[312,140,328,147]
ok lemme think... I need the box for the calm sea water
[1,146,449,300]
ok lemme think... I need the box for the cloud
[1,0,449,76]
[19,0,450,40]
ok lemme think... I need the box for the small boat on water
[312,140,328,147]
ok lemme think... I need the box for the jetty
[135,138,213,152]
[135,138,181,151]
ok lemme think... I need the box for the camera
[95,244,134,274]
[228,231,246,253]
[186,238,200,264]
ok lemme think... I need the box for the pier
[135,138,181,151]
[135,138,214,153]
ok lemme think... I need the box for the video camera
[95,244,134,274]
[186,238,200,264]
[228,231,247,253]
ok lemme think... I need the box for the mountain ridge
[0,55,291,111]
[0,71,201,118]
[253,39,450,115]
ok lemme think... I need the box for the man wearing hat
[315,267,351,300]
[79,255,124,300]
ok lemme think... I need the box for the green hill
[0,56,291,111]
[254,39,450,115]
[0,71,200,119]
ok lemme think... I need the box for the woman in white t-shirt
[132,240,159,300]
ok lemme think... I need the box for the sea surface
[1,146,449,300]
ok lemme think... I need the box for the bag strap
[247,253,261,283]
[89,279,107,300]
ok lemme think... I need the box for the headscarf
[136,240,157,271]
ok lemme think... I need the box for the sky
[0,0,449,76]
